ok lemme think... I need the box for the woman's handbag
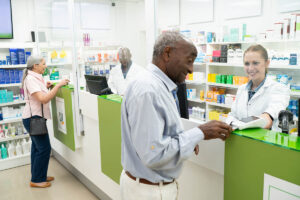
[26,83,48,136]
[29,105,48,136]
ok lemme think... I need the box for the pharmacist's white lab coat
[108,63,144,95]
[226,77,290,131]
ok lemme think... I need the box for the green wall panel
[98,96,122,184]
[224,134,300,200]
[51,86,76,151]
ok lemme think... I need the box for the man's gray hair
[152,31,187,60]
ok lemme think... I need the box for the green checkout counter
[48,90,300,200]
[225,129,300,200]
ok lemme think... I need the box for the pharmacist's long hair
[22,56,43,88]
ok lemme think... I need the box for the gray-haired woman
[22,56,69,188]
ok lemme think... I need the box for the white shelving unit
[291,91,300,97]
[47,63,72,67]
[189,117,206,124]
[0,100,26,107]
[0,134,29,143]
[0,83,22,88]
[207,82,240,89]
[0,154,30,171]
[0,42,36,49]
[0,64,27,69]
[0,118,23,125]
[188,98,206,103]
[186,80,206,85]
[0,43,34,171]
[206,102,232,109]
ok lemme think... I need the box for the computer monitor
[177,82,189,119]
[85,75,112,95]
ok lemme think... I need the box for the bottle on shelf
[15,140,22,156]
[1,143,8,159]
[7,141,15,158]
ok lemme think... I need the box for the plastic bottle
[1,144,8,159]
[7,142,14,158]
[16,141,22,156]
[22,138,29,154]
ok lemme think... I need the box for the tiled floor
[0,157,99,200]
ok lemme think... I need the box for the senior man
[120,31,232,200]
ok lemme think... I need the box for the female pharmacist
[108,47,144,95]
[227,45,290,131]
[22,56,69,188]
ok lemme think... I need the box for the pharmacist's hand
[46,81,53,89]
[259,113,273,129]
[199,120,232,141]
[194,144,199,155]
[58,79,70,87]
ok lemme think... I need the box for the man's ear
[162,46,171,62]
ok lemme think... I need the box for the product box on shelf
[9,49,18,65]
[0,70,4,84]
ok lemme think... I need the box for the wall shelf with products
[0,100,26,107]
[187,98,206,103]
[189,117,206,124]
[0,134,29,143]
[0,42,36,49]
[0,118,23,125]
[187,33,300,125]
[0,83,22,88]
[0,64,27,69]
[0,153,30,171]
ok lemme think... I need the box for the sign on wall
[263,174,300,200]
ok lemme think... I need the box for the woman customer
[227,44,290,131]
[22,56,69,188]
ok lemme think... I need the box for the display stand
[51,85,80,151]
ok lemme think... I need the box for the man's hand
[194,144,199,155]
[199,120,232,141]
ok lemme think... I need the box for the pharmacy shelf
[0,64,27,69]
[209,62,244,67]
[207,101,232,109]
[186,80,206,85]
[0,153,30,171]
[291,91,300,97]
[0,100,26,107]
[194,62,206,65]
[206,39,300,45]
[207,82,240,89]
[0,83,22,88]
[39,42,73,49]
[82,45,120,50]
[189,117,206,124]
[0,118,23,125]
[188,98,206,103]
[0,134,29,143]
[209,62,300,70]
[0,42,36,49]
[47,63,72,67]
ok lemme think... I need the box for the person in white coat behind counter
[227,44,290,131]
[108,47,144,95]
